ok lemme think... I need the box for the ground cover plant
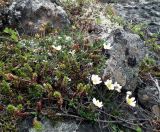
[0,26,141,131]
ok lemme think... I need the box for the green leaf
[4,28,18,42]
[136,126,142,132]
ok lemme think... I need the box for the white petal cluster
[126,91,136,107]
[91,74,102,85]
[104,79,114,90]
[103,42,112,50]
[114,82,122,92]
[69,50,76,56]
[92,98,103,108]
[57,36,62,40]
[65,36,72,42]
[104,80,122,92]
[52,45,62,51]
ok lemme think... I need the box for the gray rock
[19,117,78,132]
[7,0,70,35]
[113,0,160,34]
[49,121,78,132]
[29,120,78,132]
[104,29,147,91]
[22,118,109,132]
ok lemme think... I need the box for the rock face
[103,29,147,91]
[5,0,70,35]
[20,118,109,132]
[113,0,160,34]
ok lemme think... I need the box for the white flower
[126,91,132,96]
[42,60,47,62]
[103,42,112,50]
[114,82,122,92]
[69,50,76,56]
[88,62,93,67]
[48,52,52,56]
[126,91,136,107]
[67,77,71,82]
[57,36,62,40]
[104,79,114,90]
[105,60,109,65]
[91,74,102,85]
[92,98,103,108]
[52,45,62,51]
[65,36,72,41]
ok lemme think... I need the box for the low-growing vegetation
[0,0,160,131]
[0,26,140,131]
